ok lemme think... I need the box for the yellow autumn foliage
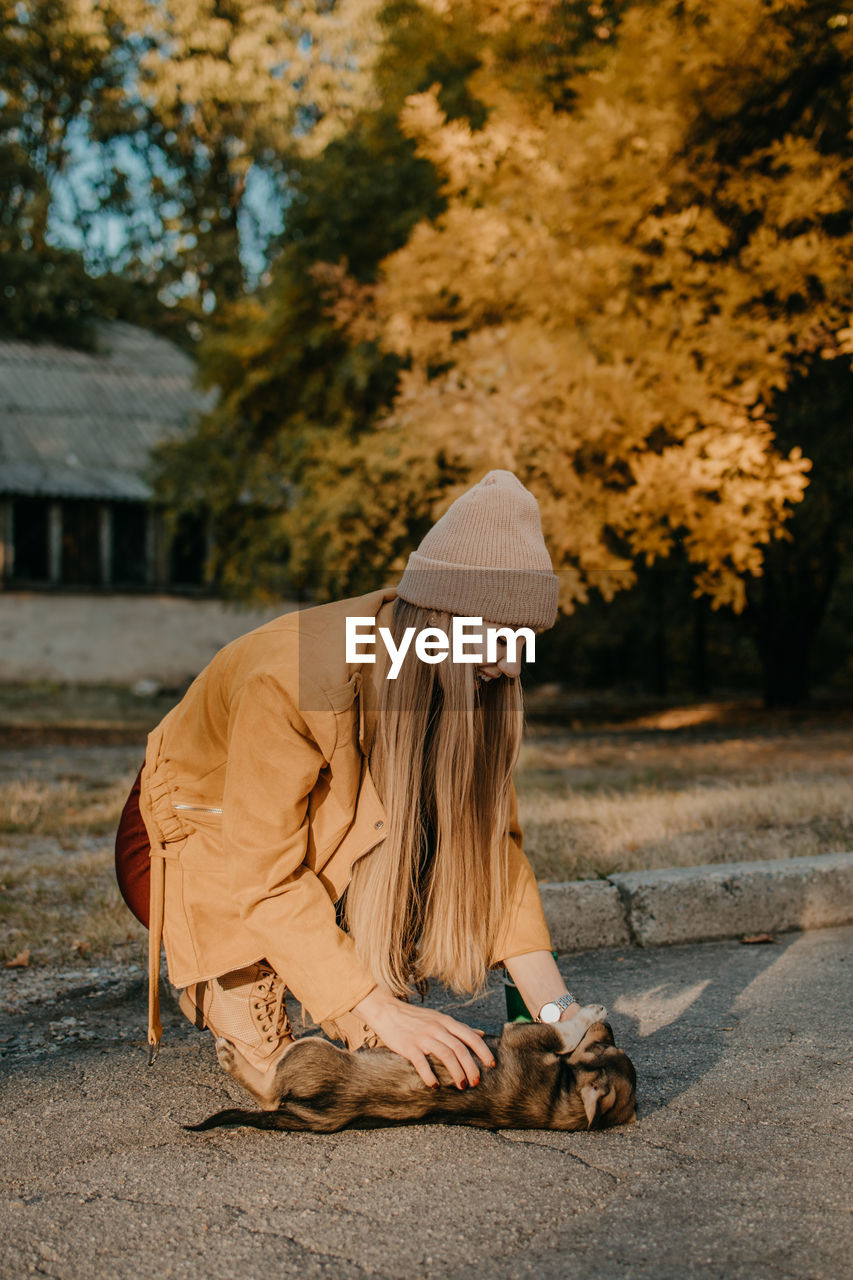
[321,0,853,610]
[115,0,382,160]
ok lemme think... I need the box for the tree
[0,0,143,343]
[324,0,853,617]
[153,0,853,689]
[154,0,650,599]
[743,354,853,705]
[0,1,384,343]
[111,0,383,310]
[151,0,494,598]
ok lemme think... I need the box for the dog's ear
[579,1078,608,1128]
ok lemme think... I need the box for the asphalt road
[1,926,851,1280]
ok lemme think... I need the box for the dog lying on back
[188,1016,637,1134]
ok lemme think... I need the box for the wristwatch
[536,993,579,1023]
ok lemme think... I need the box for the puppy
[187,1017,637,1134]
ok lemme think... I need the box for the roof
[0,320,214,501]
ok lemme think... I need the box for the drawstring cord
[147,852,165,1065]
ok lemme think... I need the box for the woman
[116,470,593,1103]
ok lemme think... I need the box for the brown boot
[179,962,294,1075]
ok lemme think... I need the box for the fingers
[407,1030,489,1091]
[429,1034,480,1089]
[409,1047,439,1089]
[373,1000,497,1091]
[441,1017,496,1070]
[427,1017,496,1088]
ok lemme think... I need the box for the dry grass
[1,705,852,965]
[0,681,176,732]
[0,753,143,965]
[0,777,130,839]
[516,720,853,879]
[519,776,853,880]
[0,843,146,967]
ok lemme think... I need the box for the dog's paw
[215,1036,238,1073]
[554,1004,609,1054]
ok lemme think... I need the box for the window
[112,503,148,586]
[61,501,100,585]
[11,498,50,582]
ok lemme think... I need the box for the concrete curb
[540,850,853,952]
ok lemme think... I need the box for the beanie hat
[396,470,559,629]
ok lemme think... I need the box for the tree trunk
[650,566,668,696]
[745,531,841,708]
[744,355,853,708]
[752,610,816,706]
[691,596,710,698]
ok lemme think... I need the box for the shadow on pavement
[592,930,807,1117]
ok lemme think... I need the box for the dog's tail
[184,1108,290,1132]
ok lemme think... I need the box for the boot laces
[251,965,290,1045]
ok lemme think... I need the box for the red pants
[114,765,150,928]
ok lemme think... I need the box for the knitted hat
[396,471,559,629]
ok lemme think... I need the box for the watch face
[539,1002,561,1023]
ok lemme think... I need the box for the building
[0,320,213,591]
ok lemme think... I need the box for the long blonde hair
[344,598,524,999]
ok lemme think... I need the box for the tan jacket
[140,586,552,1050]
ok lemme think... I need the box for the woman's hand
[353,987,496,1090]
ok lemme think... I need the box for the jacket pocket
[325,671,360,715]
[177,806,225,871]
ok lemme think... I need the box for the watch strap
[535,992,578,1022]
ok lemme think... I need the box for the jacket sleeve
[491,780,553,965]
[221,672,378,1024]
